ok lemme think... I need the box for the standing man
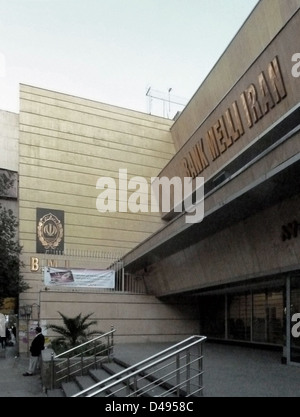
[0,314,6,349]
[23,326,45,376]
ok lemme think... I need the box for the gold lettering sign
[181,56,287,179]
[30,257,39,272]
[47,259,58,268]
[30,257,71,272]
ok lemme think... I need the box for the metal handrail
[50,327,115,389]
[73,335,206,397]
[54,329,115,359]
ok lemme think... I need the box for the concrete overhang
[123,135,300,274]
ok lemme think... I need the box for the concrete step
[89,367,112,383]
[132,374,176,397]
[75,375,97,391]
[90,368,130,397]
[75,375,107,397]
[102,361,128,375]
[46,357,178,398]
[97,361,174,397]
[61,381,80,397]
[101,362,131,396]
[47,388,65,397]
[111,357,177,397]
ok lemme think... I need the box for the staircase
[46,335,206,398]
[47,357,178,397]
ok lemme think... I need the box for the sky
[0,0,259,118]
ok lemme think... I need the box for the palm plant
[47,311,99,352]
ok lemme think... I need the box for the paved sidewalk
[114,342,300,397]
[0,341,300,397]
[0,345,46,397]
[202,342,300,397]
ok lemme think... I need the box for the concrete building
[0,0,299,365]
[122,0,300,364]
[17,83,198,353]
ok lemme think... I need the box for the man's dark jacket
[30,333,45,357]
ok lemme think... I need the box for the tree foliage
[0,172,14,195]
[0,171,29,303]
[47,311,99,351]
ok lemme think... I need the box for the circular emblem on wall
[37,213,64,250]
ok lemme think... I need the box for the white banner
[44,267,115,288]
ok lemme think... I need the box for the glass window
[252,292,266,342]
[199,287,284,345]
[266,291,283,344]
[253,290,283,344]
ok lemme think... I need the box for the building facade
[17,84,199,353]
[122,0,300,365]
